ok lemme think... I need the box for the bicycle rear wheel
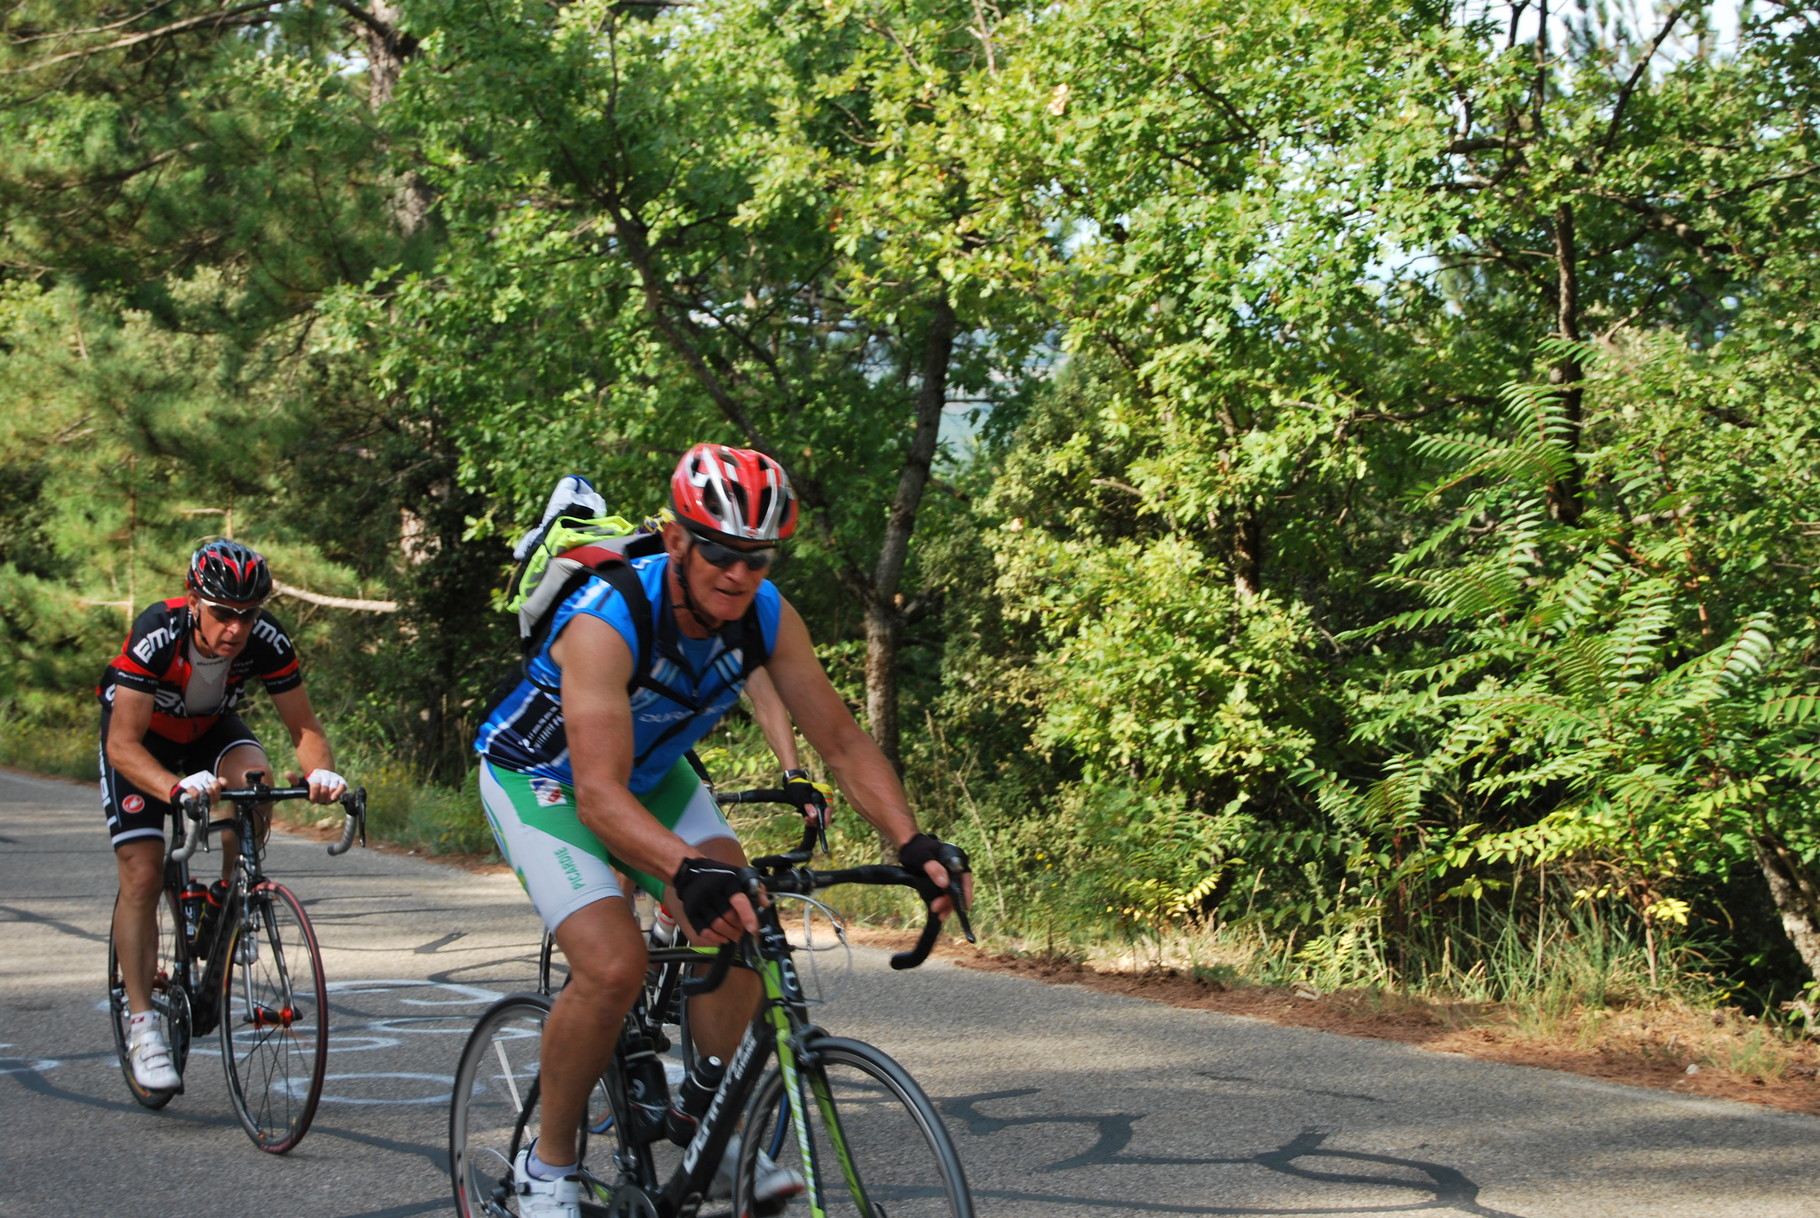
[218,881,328,1152]
[106,885,193,1109]
[734,1036,973,1218]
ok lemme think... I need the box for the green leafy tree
[948,0,1820,975]
[336,0,1040,766]
[1335,326,1820,992]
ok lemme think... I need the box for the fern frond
[1606,580,1677,686]
[1547,546,1624,631]
[1763,693,1820,727]
[1553,635,1615,701]
[1714,616,1775,687]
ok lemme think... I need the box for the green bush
[0,702,92,782]
[329,755,494,857]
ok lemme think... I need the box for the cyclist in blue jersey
[474,444,969,1218]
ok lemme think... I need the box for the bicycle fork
[763,976,879,1218]
[232,894,300,1033]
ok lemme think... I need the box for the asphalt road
[3,766,1818,1217]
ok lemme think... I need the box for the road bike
[105,770,367,1153]
[451,799,975,1217]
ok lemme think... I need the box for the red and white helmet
[669,444,799,543]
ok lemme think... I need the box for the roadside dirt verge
[841,925,1820,1118]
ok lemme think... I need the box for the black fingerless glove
[897,833,970,907]
[673,857,745,933]
[781,769,829,828]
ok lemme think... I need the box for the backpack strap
[490,552,775,749]
[734,602,771,677]
[515,559,655,697]
[595,562,655,693]
[478,555,656,721]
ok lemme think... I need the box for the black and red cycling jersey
[96,597,305,744]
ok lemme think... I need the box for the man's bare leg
[537,896,649,1166]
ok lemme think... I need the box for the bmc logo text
[132,626,176,664]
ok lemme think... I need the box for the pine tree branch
[8,1,179,45]
[273,581,398,613]
[4,1,285,73]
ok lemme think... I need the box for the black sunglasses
[199,599,263,623]
[689,535,777,571]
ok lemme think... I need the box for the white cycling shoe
[127,1024,182,1092]
[512,1144,581,1218]
[712,1134,807,1215]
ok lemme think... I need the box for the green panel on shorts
[614,756,700,899]
[495,758,700,901]
[497,773,612,865]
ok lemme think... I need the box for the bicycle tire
[218,881,328,1152]
[733,1036,973,1218]
[105,885,193,1109]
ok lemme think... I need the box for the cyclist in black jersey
[97,539,349,1093]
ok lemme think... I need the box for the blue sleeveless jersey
[474,554,781,793]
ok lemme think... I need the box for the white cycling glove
[512,474,607,561]
[306,769,348,800]
[169,770,216,810]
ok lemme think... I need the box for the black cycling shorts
[99,711,264,850]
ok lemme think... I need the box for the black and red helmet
[187,539,273,604]
[669,444,799,543]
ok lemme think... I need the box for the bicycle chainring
[594,1183,660,1218]
[164,982,193,1051]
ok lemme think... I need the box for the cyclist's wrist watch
[782,768,811,781]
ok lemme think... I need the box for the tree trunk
[864,293,957,769]
[1753,830,1820,985]
[354,0,433,236]
[1232,509,1262,598]
[1546,201,1585,526]
[605,175,955,769]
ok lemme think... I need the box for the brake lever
[934,843,976,944]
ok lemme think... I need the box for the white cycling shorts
[478,756,733,934]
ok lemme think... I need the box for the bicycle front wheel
[106,886,193,1109]
[451,995,625,1217]
[218,881,328,1152]
[735,1036,973,1218]
[451,995,551,1218]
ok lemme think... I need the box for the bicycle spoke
[451,996,585,1218]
